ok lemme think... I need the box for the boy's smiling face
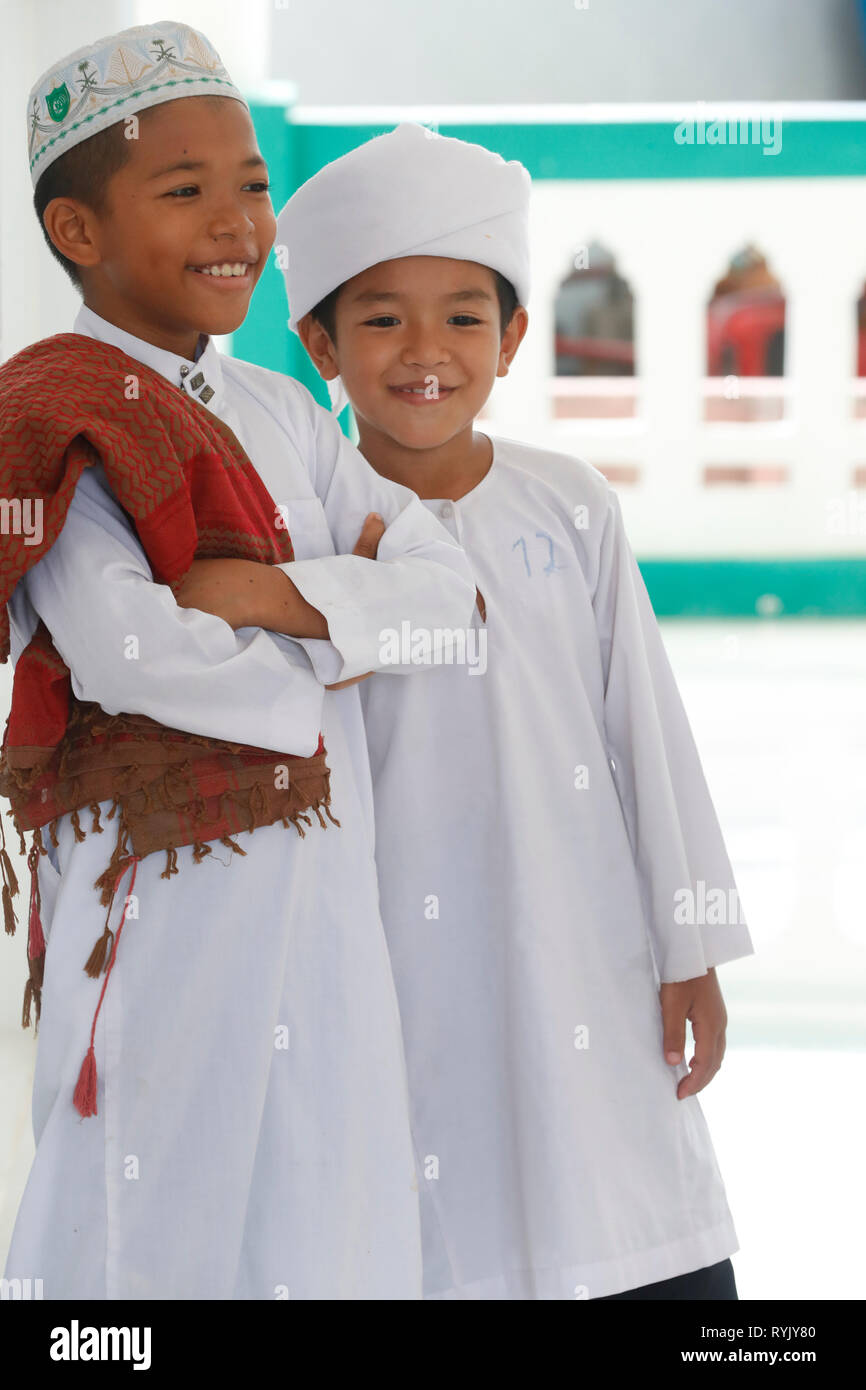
[301,256,527,459]
[43,96,275,357]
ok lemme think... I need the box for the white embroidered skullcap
[275,122,531,414]
[27,20,249,186]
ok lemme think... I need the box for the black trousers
[593,1257,738,1300]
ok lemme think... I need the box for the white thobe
[2,305,477,1300]
[359,433,755,1300]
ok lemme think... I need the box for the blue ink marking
[536,531,565,575]
[512,536,531,576]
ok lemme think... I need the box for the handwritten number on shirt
[512,532,565,577]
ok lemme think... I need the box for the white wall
[487,174,866,556]
[0,0,137,359]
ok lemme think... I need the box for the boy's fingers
[352,512,385,558]
[662,974,729,1096]
[677,1051,716,1098]
[677,1024,724,1098]
[325,672,373,691]
[659,984,687,1065]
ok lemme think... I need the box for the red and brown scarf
[0,332,339,1115]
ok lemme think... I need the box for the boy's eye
[361,313,483,328]
[164,181,270,198]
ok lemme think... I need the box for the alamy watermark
[0,497,43,546]
[49,1320,151,1370]
[674,880,747,926]
[675,115,782,157]
[379,621,487,674]
[0,1276,43,1299]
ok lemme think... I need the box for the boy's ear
[496,305,529,378]
[41,197,102,272]
[297,312,340,381]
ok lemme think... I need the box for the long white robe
[2,305,477,1300]
[359,433,755,1300]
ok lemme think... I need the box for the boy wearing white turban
[262,121,756,1300]
[2,31,477,1299]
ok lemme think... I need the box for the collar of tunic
[73,303,224,411]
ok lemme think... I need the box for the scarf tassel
[19,841,47,1033]
[1,841,20,899]
[83,925,114,979]
[0,808,20,934]
[2,882,15,937]
[281,812,309,839]
[27,848,44,961]
[73,854,139,1119]
[72,1046,98,1118]
[92,816,133,908]
[22,971,41,1032]
[160,845,180,880]
[219,834,246,857]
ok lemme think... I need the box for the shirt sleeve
[593,486,754,982]
[17,463,326,756]
[275,388,478,683]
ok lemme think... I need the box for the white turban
[27,21,248,187]
[275,122,531,413]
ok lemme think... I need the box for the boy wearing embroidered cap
[1,30,476,1299]
[273,122,755,1300]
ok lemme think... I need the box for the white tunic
[2,305,477,1300]
[359,433,755,1300]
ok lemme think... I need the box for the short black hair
[32,122,133,288]
[310,267,520,344]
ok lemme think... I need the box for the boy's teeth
[197,263,247,276]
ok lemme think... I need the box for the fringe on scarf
[1,771,340,1115]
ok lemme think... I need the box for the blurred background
[1,0,865,1299]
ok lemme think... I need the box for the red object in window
[707,289,785,376]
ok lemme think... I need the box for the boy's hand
[659,967,727,1099]
[352,512,385,558]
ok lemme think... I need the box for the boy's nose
[401,335,449,368]
[206,201,256,240]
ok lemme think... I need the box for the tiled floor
[1,619,865,1296]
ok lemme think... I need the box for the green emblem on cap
[45,83,70,123]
